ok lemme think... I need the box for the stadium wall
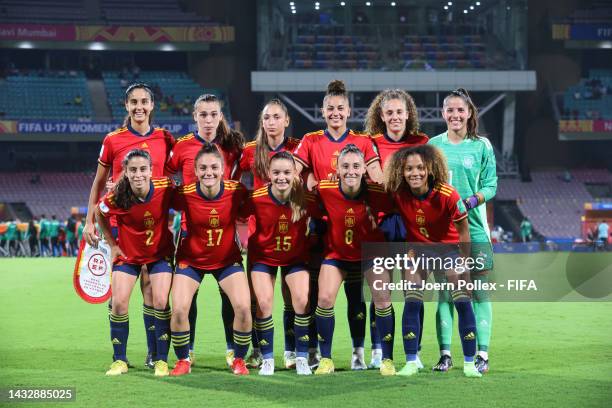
[186,0,260,135]
[517,0,612,172]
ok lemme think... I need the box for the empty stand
[0,72,94,120]
[497,170,612,238]
[0,172,93,220]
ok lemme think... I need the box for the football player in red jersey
[84,83,174,369]
[313,144,392,375]
[166,93,244,367]
[238,99,302,369]
[293,80,384,370]
[95,149,174,377]
[169,144,252,376]
[244,152,319,376]
[293,80,383,186]
[239,99,300,189]
[385,144,481,378]
[363,89,429,369]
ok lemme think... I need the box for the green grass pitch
[1,255,611,408]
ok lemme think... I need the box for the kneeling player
[314,144,391,374]
[385,144,481,378]
[96,149,174,377]
[245,152,319,375]
[169,144,252,376]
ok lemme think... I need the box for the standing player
[363,89,428,369]
[294,80,383,370]
[84,83,175,369]
[169,144,252,376]
[238,99,302,369]
[95,149,174,377]
[245,152,317,375]
[314,144,391,374]
[429,88,497,373]
[385,144,481,378]
[165,93,244,367]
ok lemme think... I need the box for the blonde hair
[364,89,419,136]
[385,145,449,193]
[254,98,290,182]
[269,152,305,223]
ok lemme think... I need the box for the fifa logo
[345,208,355,227]
[278,214,289,234]
[209,208,220,228]
[143,210,155,228]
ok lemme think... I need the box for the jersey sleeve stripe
[98,159,111,168]
[365,157,380,166]
[453,213,468,223]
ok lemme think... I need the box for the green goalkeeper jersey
[428,131,497,243]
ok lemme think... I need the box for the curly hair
[193,93,244,153]
[254,98,290,183]
[442,88,479,139]
[364,89,419,137]
[384,145,449,193]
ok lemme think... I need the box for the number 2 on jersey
[145,229,154,246]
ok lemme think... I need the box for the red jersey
[98,177,174,264]
[293,129,380,181]
[392,183,467,243]
[370,132,429,167]
[317,180,391,261]
[245,186,320,266]
[166,132,241,184]
[98,125,175,181]
[173,180,247,270]
[239,137,301,189]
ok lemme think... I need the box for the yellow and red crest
[209,208,220,228]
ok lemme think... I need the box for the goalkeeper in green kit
[428,88,497,374]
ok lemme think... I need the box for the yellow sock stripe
[154,310,172,319]
[254,321,274,331]
[451,290,469,301]
[315,306,334,317]
[110,313,129,323]
[375,306,393,317]
[171,334,191,346]
[233,334,252,345]
[294,316,310,325]
[405,290,424,301]
[143,306,155,316]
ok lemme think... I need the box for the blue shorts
[113,258,173,277]
[251,262,307,277]
[111,226,118,240]
[322,258,375,283]
[379,213,407,242]
[176,263,243,283]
